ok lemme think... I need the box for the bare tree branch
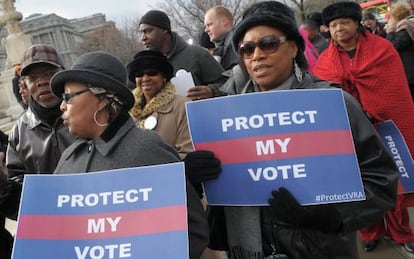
[153,0,265,43]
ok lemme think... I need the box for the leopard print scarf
[129,82,176,128]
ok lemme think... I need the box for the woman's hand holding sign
[269,187,342,233]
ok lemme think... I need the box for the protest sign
[186,89,365,205]
[377,120,414,194]
[12,162,188,259]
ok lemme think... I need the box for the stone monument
[0,0,31,119]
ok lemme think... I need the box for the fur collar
[130,82,176,128]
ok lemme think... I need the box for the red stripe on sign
[16,205,187,240]
[194,130,354,164]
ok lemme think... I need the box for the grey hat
[232,1,305,53]
[20,44,65,76]
[51,51,134,110]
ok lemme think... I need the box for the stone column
[0,0,32,119]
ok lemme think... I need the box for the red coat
[315,32,414,207]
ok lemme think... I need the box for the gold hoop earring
[93,110,108,127]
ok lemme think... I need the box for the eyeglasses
[23,70,59,83]
[135,70,160,78]
[61,89,90,104]
[238,35,287,59]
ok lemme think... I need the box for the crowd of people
[1,1,414,258]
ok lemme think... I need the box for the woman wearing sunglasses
[210,1,397,258]
[127,50,221,212]
[127,50,193,160]
[50,51,209,259]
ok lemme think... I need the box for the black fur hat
[322,1,362,26]
[232,1,305,52]
[127,50,174,82]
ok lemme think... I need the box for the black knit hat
[51,51,134,110]
[232,1,305,53]
[322,1,362,26]
[139,10,171,32]
[307,12,323,27]
[127,50,174,82]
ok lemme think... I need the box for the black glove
[0,174,23,203]
[0,175,23,220]
[184,150,221,184]
[268,187,342,233]
[9,174,24,185]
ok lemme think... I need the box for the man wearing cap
[138,10,227,101]
[315,1,414,253]
[4,44,75,219]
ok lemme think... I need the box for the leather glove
[0,175,23,220]
[184,150,221,184]
[0,174,23,203]
[9,174,24,185]
[268,187,342,233]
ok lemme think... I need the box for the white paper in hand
[171,69,195,96]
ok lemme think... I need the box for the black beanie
[322,1,362,26]
[139,10,171,32]
[307,12,323,27]
[232,1,305,53]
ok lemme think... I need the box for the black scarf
[28,96,62,127]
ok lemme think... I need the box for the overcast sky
[14,0,160,23]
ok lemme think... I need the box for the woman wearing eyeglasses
[50,51,209,259]
[127,50,193,160]
[210,1,398,258]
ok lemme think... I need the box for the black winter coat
[387,29,414,98]
[212,73,398,259]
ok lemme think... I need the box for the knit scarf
[225,207,265,258]
[129,82,175,128]
[397,15,414,41]
[315,32,414,158]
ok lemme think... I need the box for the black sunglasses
[238,35,287,59]
[61,89,90,104]
[135,69,160,78]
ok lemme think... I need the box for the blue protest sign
[377,120,414,194]
[12,162,188,259]
[186,89,365,205]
